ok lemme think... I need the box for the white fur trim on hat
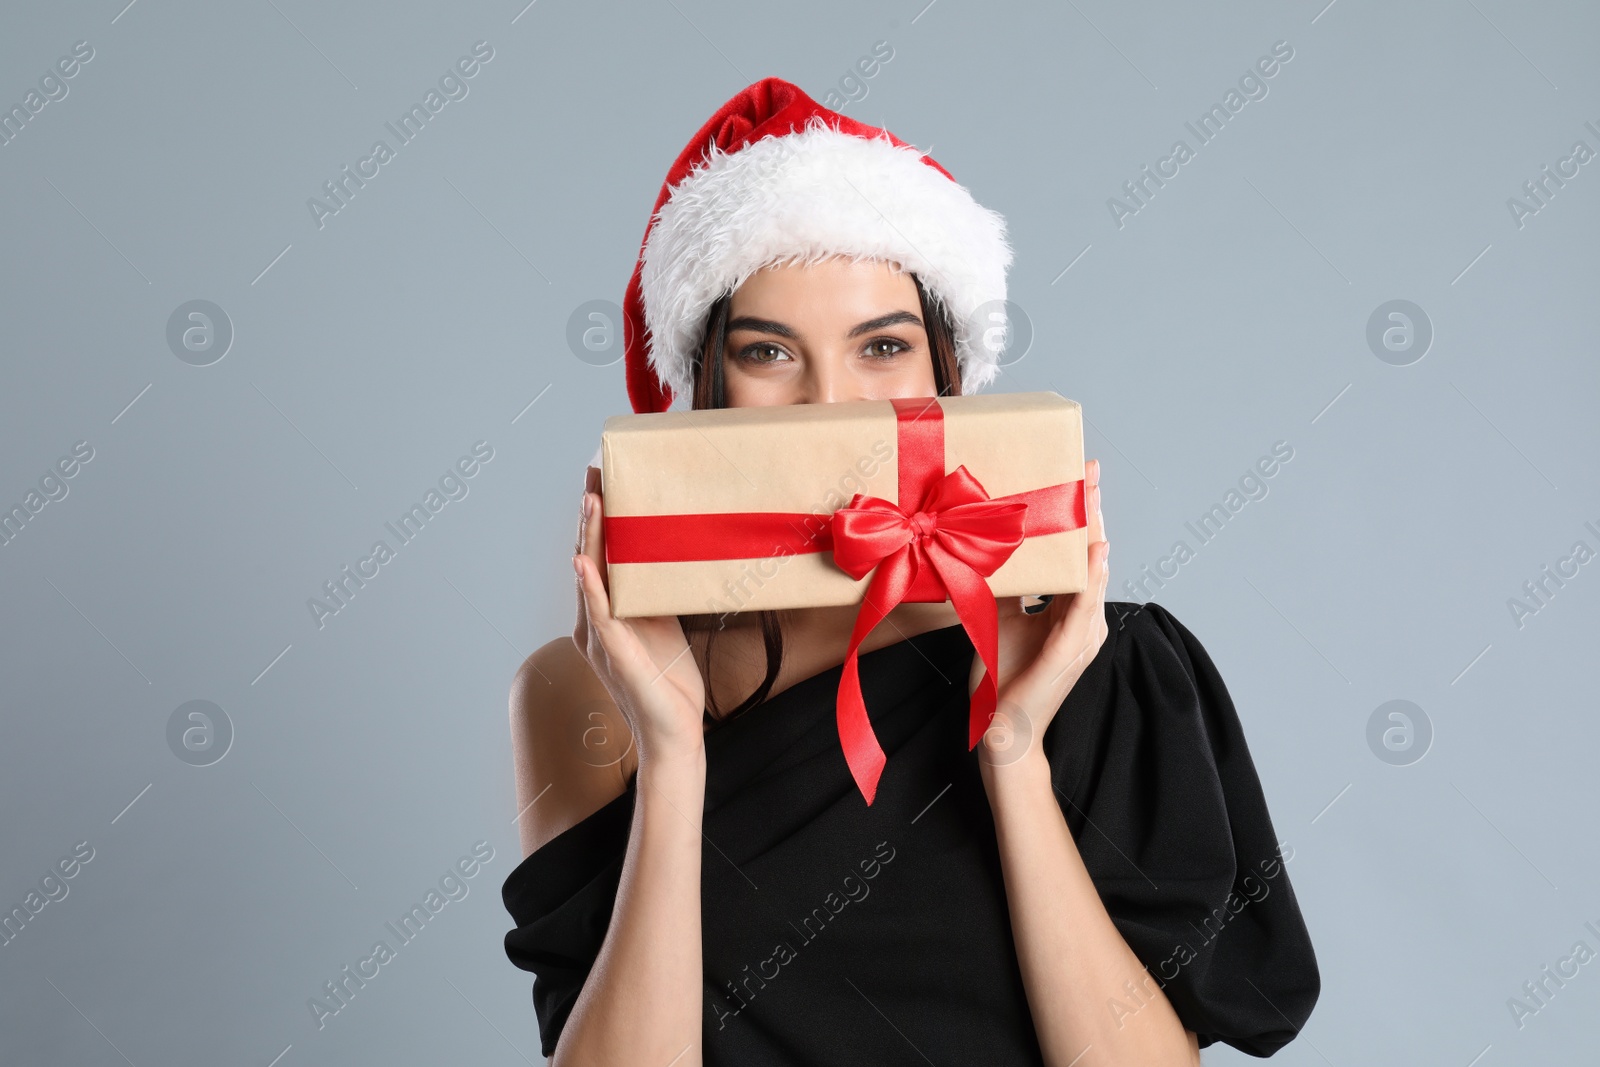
[639,117,1013,401]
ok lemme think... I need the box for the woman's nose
[801,361,866,405]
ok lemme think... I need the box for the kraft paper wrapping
[600,391,1087,619]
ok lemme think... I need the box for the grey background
[2,0,1596,1064]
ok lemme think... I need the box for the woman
[502,78,1320,1066]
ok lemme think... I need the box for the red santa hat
[622,77,1014,414]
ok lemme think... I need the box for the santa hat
[622,77,1014,414]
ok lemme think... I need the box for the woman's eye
[865,338,908,359]
[738,343,789,364]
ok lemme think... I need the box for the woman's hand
[573,465,708,766]
[970,458,1110,770]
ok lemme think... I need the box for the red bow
[830,466,1030,804]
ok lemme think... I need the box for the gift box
[600,390,1088,619]
[599,390,1090,807]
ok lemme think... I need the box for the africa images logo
[1106,39,1295,229]
[306,41,495,230]
[307,842,494,1030]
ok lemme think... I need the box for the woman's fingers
[573,471,654,675]
[1090,460,1107,598]
[1085,458,1104,545]
[583,466,610,598]
[572,468,595,650]
[574,551,619,666]
[1059,545,1105,647]
[1062,461,1106,624]
[1040,463,1109,688]
[1084,460,1109,631]
[1087,467,1111,646]
[572,466,606,649]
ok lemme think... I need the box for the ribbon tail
[837,550,915,806]
[928,544,1004,751]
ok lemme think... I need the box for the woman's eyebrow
[846,310,923,338]
[725,316,797,338]
[724,310,924,339]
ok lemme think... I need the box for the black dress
[500,601,1321,1063]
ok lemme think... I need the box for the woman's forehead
[728,257,920,317]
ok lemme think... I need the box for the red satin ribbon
[603,396,1087,805]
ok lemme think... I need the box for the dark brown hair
[678,269,962,730]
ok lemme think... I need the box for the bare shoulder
[508,637,637,858]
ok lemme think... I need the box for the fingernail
[583,493,593,521]
[573,554,583,577]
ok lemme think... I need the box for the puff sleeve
[500,785,635,1060]
[1046,601,1321,1056]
